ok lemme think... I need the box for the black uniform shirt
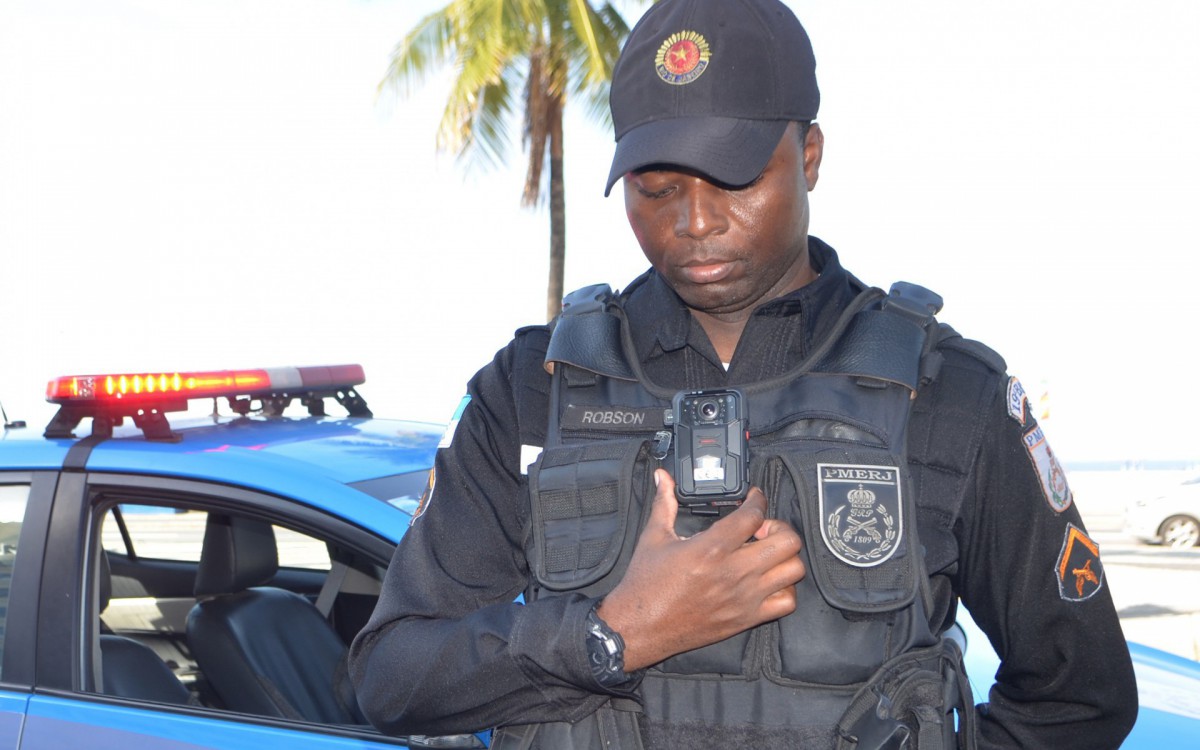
[350,239,1138,749]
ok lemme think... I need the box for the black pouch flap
[529,438,648,592]
[782,450,918,613]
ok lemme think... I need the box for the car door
[0,472,55,750]
[18,471,483,750]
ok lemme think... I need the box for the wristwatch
[584,604,629,687]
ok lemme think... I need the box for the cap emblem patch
[655,30,710,85]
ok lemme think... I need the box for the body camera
[671,388,749,505]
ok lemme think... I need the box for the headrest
[194,514,279,597]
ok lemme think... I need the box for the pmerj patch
[1022,424,1073,512]
[438,395,472,449]
[1055,523,1104,602]
[1006,376,1028,425]
[817,463,902,567]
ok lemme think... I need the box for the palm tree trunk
[546,99,566,322]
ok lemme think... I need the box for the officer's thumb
[648,469,679,532]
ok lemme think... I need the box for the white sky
[1,0,1198,462]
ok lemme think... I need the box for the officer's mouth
[677,259,737,285]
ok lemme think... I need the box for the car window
[89,495,375,719]
[101,504,331,570]
[0,483,30,679]
[60,487,488,749]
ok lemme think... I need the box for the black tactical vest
[501,283,978,750]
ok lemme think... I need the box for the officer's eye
[630,172,676,199]
[636,184,675,199]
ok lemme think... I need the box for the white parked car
[1126,476,1200,548]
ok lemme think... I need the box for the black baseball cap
[605,0,819,196]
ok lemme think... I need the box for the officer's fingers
[706,488,768,549]
[753,517,802,546]
[757,549,805,617]
[760,580,800,621]
[769,551,807,588]
[746,519,804,568]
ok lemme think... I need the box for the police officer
[350,1,1138,747]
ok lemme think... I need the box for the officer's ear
[803,122,824,191]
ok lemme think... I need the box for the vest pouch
[654,624,753,676]
[834,639,976,750]
[781,450,919,614]
[529,438,652,594]
[759,450,926,685]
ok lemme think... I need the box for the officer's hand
[597,469,805,672]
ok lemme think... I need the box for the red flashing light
[45,365,365,405]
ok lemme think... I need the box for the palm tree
[383,0,632,321]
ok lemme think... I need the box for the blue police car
[1,364,1198,748]
[0,364,483,748]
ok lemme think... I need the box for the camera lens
[698,399,720,421]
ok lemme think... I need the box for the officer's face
[623,122,823,317]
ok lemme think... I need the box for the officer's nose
[674,179,729,240]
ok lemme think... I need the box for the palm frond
[434,0,526,158]
[382,0,632,198]
[564,0,615,87]
[466,76,516,170]
[379,9,458,99]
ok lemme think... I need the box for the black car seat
[185,513,364,723]
[98,551,193,704]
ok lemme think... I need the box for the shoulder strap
[544,284,637,381]
[546,281,950,393]
[806,282,943,393]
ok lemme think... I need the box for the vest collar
[623,237,855,366]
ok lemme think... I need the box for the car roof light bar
[43,364,369,440]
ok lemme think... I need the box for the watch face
[586,610,626,684]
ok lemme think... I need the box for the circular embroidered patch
[655,30,711,85]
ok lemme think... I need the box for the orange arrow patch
[1055,523,1104,602]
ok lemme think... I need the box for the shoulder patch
[1055,523,1104,601]
[1006,376,1029,425]
[1022,424,1073,512]
[438,395,472,449]
[410,468,436,526]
